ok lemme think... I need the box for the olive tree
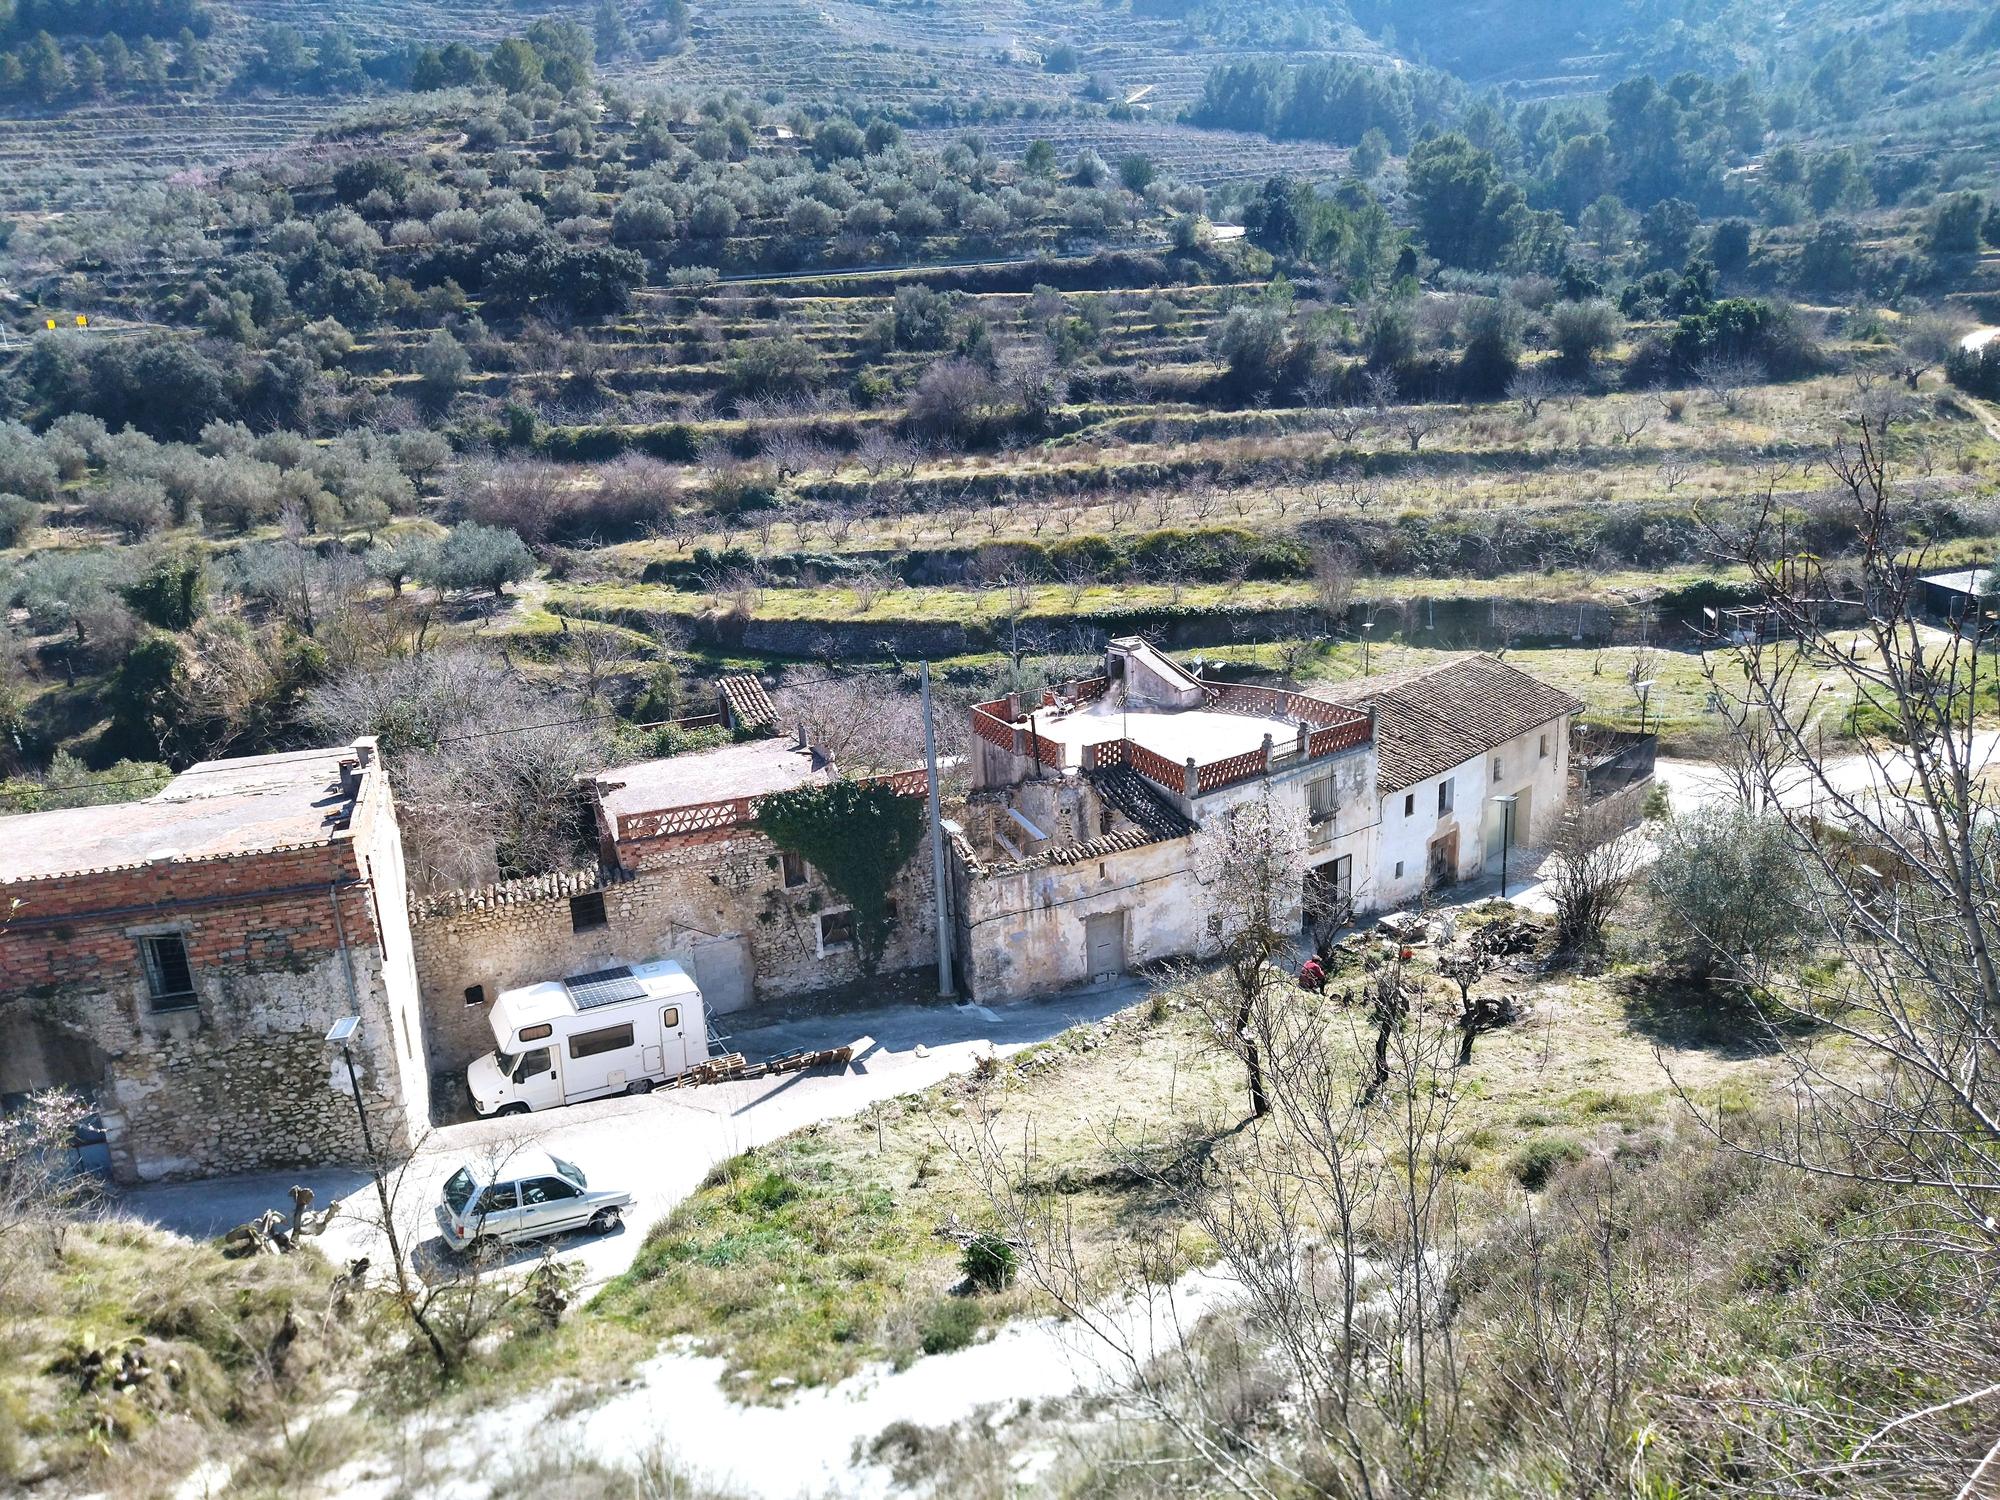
[423,522,535,597]
[1647,803,1811,983]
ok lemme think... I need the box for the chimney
[352,736,379,770]
[795,720,809,750]
[1296,720,1310,756]
[1261,732,1275,771]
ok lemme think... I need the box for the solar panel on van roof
[564,966,645,1010]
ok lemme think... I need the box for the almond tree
[1683,401,2000,1489]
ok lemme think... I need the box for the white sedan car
[434,1148,631,1256]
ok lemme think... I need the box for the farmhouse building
[1315,654,1583,909]
[0,739,429,1184]
[951,640,1581,1002]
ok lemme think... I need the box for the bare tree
[770,671,931,777]
[1657,453,1693,492]
[1311,542,1358,627]
[1193,789,1306,1118]
[1394,406,1444,452]
[1676,405,2000,1490]
[1612,401,1652,445]
[1508,367,1558,420]
[959,975,1472,1498]
[1544,785,1642,955]
[1693,355,1760,415]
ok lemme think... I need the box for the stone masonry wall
[408,827,937,1081]
[0,760,426,1184]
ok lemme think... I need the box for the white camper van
[468,960,710,1116]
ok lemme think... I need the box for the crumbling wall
[408,830,938,1079]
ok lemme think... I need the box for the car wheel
[625,1078,655,1096]
[465,1234,497,1261]
[589,1207,622,1235]
[498,1102,531,1117]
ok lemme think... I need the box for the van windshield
[550,1155,586,1190]
[494,1049,518,1077]
[443,1167,476,1214]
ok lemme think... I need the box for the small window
[1437,779,1454,815]
[522,1175,580,1205]
[1539,733,1550,760]
[464,984,486,1007]
[475,1183,519,1214]
[569,1023,634,1060]
[1307,777,1337,823]
[1403,792,1415,818]
[819,908,855,954]
[139,934,196,1010]
[1492,756,1503,783]
[780,851,808,889]
[1394,860,1405,879]
[569,892,608,933]
[661,1006,680,1030]
[519,1022,553,1042]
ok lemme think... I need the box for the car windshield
[443,1167,476,1214]
[550,1154,586,1190]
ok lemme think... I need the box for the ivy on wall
[755,779,925,974]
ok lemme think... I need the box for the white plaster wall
[1374,716,1571,907]
[959,838,1200,1003]
[353,767,431,1152]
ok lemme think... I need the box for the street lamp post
[1361,619,1375,677]
[1633,678,1656,736]
[1491,793,1517,899]
[326,1016,412,1299]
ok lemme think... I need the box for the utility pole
[920,660,953,995]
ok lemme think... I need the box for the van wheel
[624,1078,655,1096]
[498,1102,530,1117]
[589,1207,622,1235]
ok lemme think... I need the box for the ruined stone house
[0,739,429,1184]
[406,715,937,1087]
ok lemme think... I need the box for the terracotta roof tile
[1314,655,1583,793]
[718,674,776,732]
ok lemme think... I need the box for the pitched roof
[717,673,776,732]
[1314,655,1583,794]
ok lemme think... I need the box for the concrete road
[116,983,1148,1287]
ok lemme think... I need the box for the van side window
[475,1183,518,1214]
[661,1006,680,1029]
[569,1023,635,1059]
[513,1048,553,1081]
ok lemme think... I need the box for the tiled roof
[1314,655,1583,794]
[718,674,776,732]
[1086,766,1197,841]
